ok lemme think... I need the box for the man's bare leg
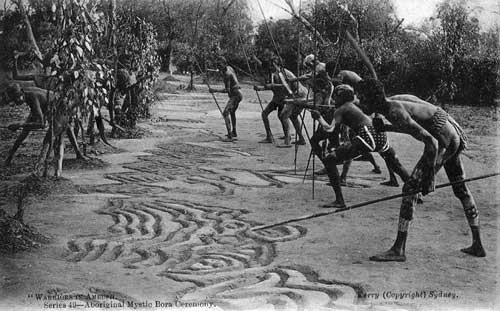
[221,103,234,142]
[359,152,382,174]
[380,147,410,185]
[42,131,54,177]
[5,128,31,166]
[277,108,293,148]
[290,115,306,145]
[230,111,237,138]
[321,152,347,208]
[66,126,84,159]
[370,158,425,262]
[380,162,399,187]
[54,133,64,177]
[380,157,399,187]
[259,103,275,143]
[223,115,233,141]
[444,156,486,257]
[340,160,352,186]
[34,131,51,176]
[370,157,435,262]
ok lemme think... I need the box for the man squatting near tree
[3,84,84,176]
[209,57,243,142]
[254,57,307,147]
[354,78,485,262]
[310,84,411,209]
[11,50,112,146]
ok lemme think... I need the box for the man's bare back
[334,101,372,130]
[355,78,485,261]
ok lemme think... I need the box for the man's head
[216,56,227,72]
[5,83,24,105]
[303,54,316,69]
[261,52,279,74]
[268,56,281,73]
[355,78,386,113]
[333,84,355,107]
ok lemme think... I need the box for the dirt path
[1,77,498,311]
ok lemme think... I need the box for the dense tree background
[1,0,498,107]
[254,0,498,106]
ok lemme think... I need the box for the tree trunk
[109,0,117,126]
[166,40,174,75]
[188,69,195,91]
[15,0,43,63]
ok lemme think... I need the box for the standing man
[290,54,333,107]
[288,54,337,174]
[254,58,307,147]
[209,57,243,142]
[311,84,411,208]
[355,78,485,262]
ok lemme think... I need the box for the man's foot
[292,140,306,145]
[321,201,346,209]
[278,136,286,140]
[340,178,347,186]
[315,168,327,175]
[222,137,236,142]
[276,144,292,148]
[460,243,486,257]
[259,138,273,144]
[381,180,399,187]
[372,167,382,174]
[369,249,406,262]
[232,131,237,138]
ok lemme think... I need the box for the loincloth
[425,107,468,152]
[352,125,389,153]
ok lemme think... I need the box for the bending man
[311,84,411,208]
[3,84,84,167]
[355,78,485,261]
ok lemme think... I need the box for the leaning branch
[344,30,377,80]
[14,0,43,63]
[281,0,327,46]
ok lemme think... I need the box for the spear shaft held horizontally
[251,172,500,231]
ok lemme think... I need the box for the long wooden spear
[194,61,224,117]
[251,172,500,231]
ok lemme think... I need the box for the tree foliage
[254,0,498,106]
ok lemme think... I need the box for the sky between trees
[252,0,499,30]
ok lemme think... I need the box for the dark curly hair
[334,84,355,107]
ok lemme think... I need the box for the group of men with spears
[205,51,486,262]
[1,31,486,263]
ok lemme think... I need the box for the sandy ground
[0,75,498,311]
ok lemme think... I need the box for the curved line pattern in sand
[69,142,375,309]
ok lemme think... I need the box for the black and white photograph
[0,0,498,310]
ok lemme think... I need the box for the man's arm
[209,78,227,93]
[253,83,285,92]
[209,87,227,93]
[389,108,438,194]
[288,72,312,83]
[311,110,335,132]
